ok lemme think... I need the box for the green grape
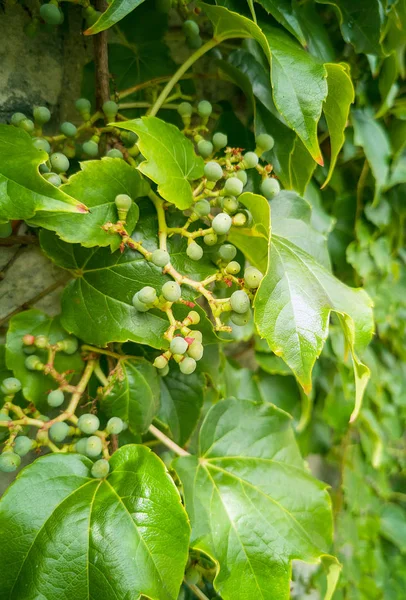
[43,172,62,187]
[232,212,247,227]
[23,334,35,346]
[50,152,70,173]
[230,310,251,326]
[194,199,211,217]
[47,389,64,407]
[189,330,202,343]
[19,119,35,133]
[236,170,247,185]
[222,196,239,214]
[212,212,232,234]
[60,337,78,355]
[183,20,199,37]
[261,177,280,199]
[177,102,193,117]
[256,133,274,153]
[60,121,77,137]
[83,5,101,26]
[243,151,259,168]
[0,413,11,424]
[25,355,42,371]
[106,417,124,435]
[114,194,132,211]
[224,177,243,197]
[35,335,48,348]
[75,438,88,454]
[138,286,157,305]
[106,148,123,159]
[91,458,110,479]
[0,222,12,238]
[40,3,63,25]
[1,377,22,395]
[197,139,213,158]
[120,131,138,147]
[244,266,264,288]
[83,140,99,156]
[203,232,218,246]
[102,100,118,119]
[153,355,168,369]
[132,292,149,312]
[32,137,51,152]
[11,112,26,126]
[49,422,70,443]
[197,100,212,118]
[187,310,200,324]
[230,290,250,314]
[23,346,37,355]
[204,161,223,182]
[218,243,237,262]
[75,97,91,114]
[39,164,50,174]
[170,337,188,355]
[14,436,34,457]
[179,356,196,374]
[33,106,51,125]
[162,281,181,302]
[187,35,202,49]
[212,132,227,149]
[225,260,241,275]
[78,413,100,435]
[151,248,170,267]
[158,364,169,376]
[187,242,203,261]
[0,452,21,473]
[85,436,103,458]
[187,341,203,361]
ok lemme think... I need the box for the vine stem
[148,38,220,117]
[148,424,190,457]
[184,581,210,600]
[53,359,97,424]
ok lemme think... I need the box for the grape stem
[148,424,190,457]
[184,581,210,600]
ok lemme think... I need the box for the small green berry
[194,199,211,217]
[230,310,251,326]
[230,290,250,314]
[120,131,137,147]
[243,151,259,168]
[197,139,213,158]
[33,106,51,125]
[43,172,62,187]
[78,413,100,435]
[106,148,123,159]
[183,20,199,37]
[236,170,248,185]
[187,35,203,49]
[49,422,70,443]
[60,122,77,137]
[187,242,203,261]
[153,355,168,369]
[226,261,241,275]
[170,337,188,355]
[75,438,88,454]
[19,119,35,133]
[179,356,197,374]
[158,364,169,376]
[138,286,157,305]
[187,341,203,361]
[34,335,49,349]
[218,243,237,262]
[222,196,239,214]
[0,452,21,473]
[212,212,232,235]
[212,132,227,149]
[0,413,11,424]
[85,436,103,458]
[106,417,124,435]
[102,100,118,119]
[233,212,248,227]
[204,161,223,182]
[177,102,193,117]
[197,100,212,118]
[14,436,34,457]
[1,377,22,395]
[50,152,69,173]
[244,266,264,289]
[187,310,200,325]
[47,389,64,407]
[132,292,149,312]
[60,337,78,355]
[11,112,26,126]
[83,140,99,157]
[261,177,280,199]
[256,133,274,153]
[40,3,63,25]
[114,193,132,212]
[203,232,218,246]
[151,249,170,267]
[189,330,202,343]
[25,355,43,371]
[75,98,92,114]
[162,281,182,302]
[32,137,51,153]
[91,458,110,478]
[224,177,243,197]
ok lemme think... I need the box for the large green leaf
[254,0,306,45]
[29,158,148,249]
[0,446,189,600]
[254,193,374,411]
[174,398,334,600]
[101,357,160,434]
[39,230,218,349]
[322,63,354,188]
[6,310,83,411]
[316,0,385,55]
[115,117,204,210]
[85,0,145,34]
[0,125,86,222]
[158,367,205,446]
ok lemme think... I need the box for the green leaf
[261,24,328,165]
[101,357,160,434]
[158,367,205,446]
[39,230,218,349]
[289,136,317,195]
[316,0,385,55]
[352,108,391,204]
[376,52,399,119]
[174,398,334,600]
[255,351,293,376]
[254,192,373,406]
[322,63,355,188]
[0,446,190,599]
[229,191,270,272]
[5,310,83,411]
[380,504,406,552]
[255,0,306,45]
[85,0,146,34]
[28,158,148,249]
[115,117,204,210]
[294,1,336,63]
[0,125,87,222]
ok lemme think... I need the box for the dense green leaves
[0,125,86,222]
[29,158,148,248]
[85,0,145,34]
[101,358,160,434]
[174,398,334,600]
[255,0,306,45]
[0,446,190,599]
